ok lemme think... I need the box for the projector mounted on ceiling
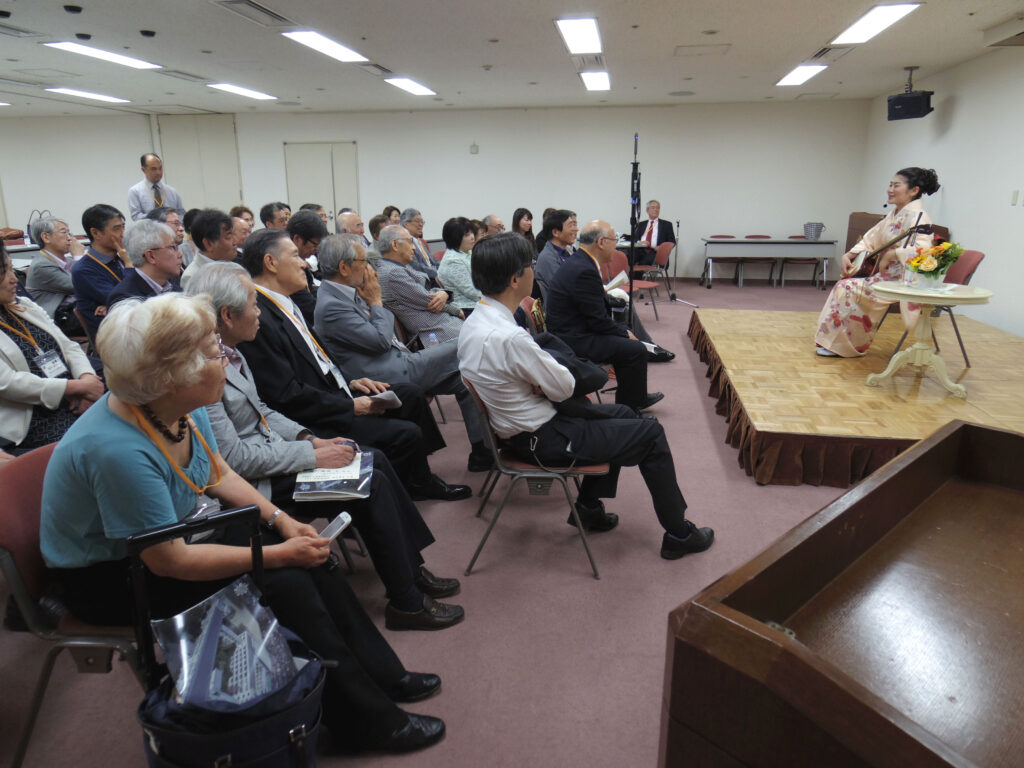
[887,66,933,121]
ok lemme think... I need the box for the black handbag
[127,506,325,768]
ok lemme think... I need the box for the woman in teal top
[39,293,446,754]
[436,216,480,315]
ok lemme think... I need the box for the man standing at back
[128,154,185,221]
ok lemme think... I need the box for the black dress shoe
[647,346,676,363]
[467,447,495,472]
[566,499,619,533]
[661,522,715,560]
[388,672,442,703]
[637,392,665,411]
[408,474,472,501]
[378,713,446,753]
[416,566,461,598]
[385,595,465,631]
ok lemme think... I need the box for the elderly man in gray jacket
[313,234,491,473]
[186,260,465,632]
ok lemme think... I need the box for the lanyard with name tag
[36,349,69,378]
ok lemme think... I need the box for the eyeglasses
[149,244,179,254]
[205,334,230,363]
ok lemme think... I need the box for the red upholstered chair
[700,235,745,288]
[743,235,775,285]
[778,235,824,288]
[632,241,674,295]
[0,445,146,768]
[432,249,445,261]
[613,250,659,320]
[462,379,609,580]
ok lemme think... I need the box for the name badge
[36,350,69,378]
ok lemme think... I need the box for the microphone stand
[670,217,698,307]
[628,134,640,329]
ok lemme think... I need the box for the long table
[700,237,837,289]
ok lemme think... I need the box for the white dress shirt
[457,298,574,438]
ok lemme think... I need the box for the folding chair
[778,235,824,288]
[0,445,146,768]
[700,235,745,288]
[613,250,659,320]
[633,241,674,295]
[462,379,610,580]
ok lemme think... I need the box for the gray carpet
[0,279,844,767]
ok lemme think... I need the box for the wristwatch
[266,508,284,531]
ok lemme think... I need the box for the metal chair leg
[948,311,970,367]
[559,477,599,580]
[466,476,519,575]
[476,471,501,517]
[432,396,446,423]
[12,645,64,768]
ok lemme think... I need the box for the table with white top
[866,282,993,398]
[700,238,838,289]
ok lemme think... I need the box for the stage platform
[688,308,1024,487]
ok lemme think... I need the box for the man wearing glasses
[107,219,182,308]
[399,208,439,285]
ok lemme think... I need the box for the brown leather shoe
[385,595,465,631]
[415,566,461,598]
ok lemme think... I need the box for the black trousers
[53,525,409,748]
[565,334,648,408]
[270,447,433,611]
[506,402,688,534]
[335,381,444,488]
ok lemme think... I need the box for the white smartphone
[319,512,353,541]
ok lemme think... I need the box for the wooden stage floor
[688,308,1024,486]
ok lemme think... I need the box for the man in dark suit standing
[546,220,663,411]
[107,219,183,308]
[631,199,675,267]
[235,228,471,502]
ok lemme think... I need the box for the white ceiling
[0,0,1021,118]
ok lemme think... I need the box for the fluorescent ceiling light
[208,82,277,100]
[45,87,130,103]
[282,30,367,62]
[556,18,602,54]
[831,4,920,45]
[0,102,9,106]
[580,71,610,91]
[385,77,435,96]
[776,64,827,86]
[43,41,161,70]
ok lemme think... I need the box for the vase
[914,271,946,290]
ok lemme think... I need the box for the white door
[283,142,359,229]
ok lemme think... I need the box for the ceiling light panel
[776,65,827,86]
[208,82,277,100]
[283,31,367,63]
[45,87,130,103]
[385,77,435,96]
[556,18,602,55]
[43,41,161,69]
[831,4,920,45]
[580,71,610,91]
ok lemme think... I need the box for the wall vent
[211,0,293,28]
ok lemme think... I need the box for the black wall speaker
[887,90,934,120]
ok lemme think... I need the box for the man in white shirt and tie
[127,154,185,221]
[631,199,675,267]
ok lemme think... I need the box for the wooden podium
[660,421,1024,767]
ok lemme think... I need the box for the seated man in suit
[260,201,291,230]
[233,228,470,502]
[534,209,577,289]
[179,208,237,291]
[376,225,463,347]
[399,208,439,285]
[144,206,186,249]
[188,262,464,631]
[631,199,675,267]
[71,204,127,338]
[313,235,491,472]
[285,209,328,324]
[545,221,663,411]
[107,219,182,307]
[459,232,714,557]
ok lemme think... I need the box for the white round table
[866,282,992,398]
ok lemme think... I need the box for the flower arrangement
[906,240,963,276]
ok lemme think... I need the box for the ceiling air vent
[571,54,605,72]
[212,0,293,28]
[0,21,44,38]
[156,70,209,84]
[808,46,852,65]
[356,63,394,78]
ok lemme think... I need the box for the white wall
[234,101,869,277]
[859,47,1024,336]
[0,115,153,233]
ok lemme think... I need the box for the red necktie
[644,221,654,242]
